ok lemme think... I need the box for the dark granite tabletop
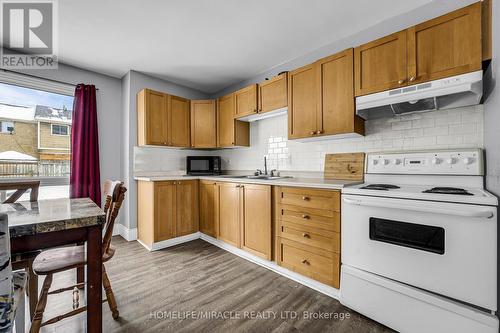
[0,198,105,238]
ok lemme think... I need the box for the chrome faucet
[264,156,268,175]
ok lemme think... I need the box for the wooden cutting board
[324,153,365,181]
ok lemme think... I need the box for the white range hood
[356,70,483,120]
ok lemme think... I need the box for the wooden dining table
[0,197,105,333]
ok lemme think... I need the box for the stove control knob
[446,158,456,165]
[383,159,390,165]
[371,159,378,166]
[431,158,441,165]
[462,157,473,165]
[393,159,401,165]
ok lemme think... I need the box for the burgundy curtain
[70,84,101,206]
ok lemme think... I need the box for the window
[0,121,14,133]
[51,124,69,136]
[0,75,74,200]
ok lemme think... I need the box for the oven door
[341,194,497,311]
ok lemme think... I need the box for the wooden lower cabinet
[217,182,241,247]
[275,186,341,288]
[137,180,199,247]
[241,184,272,260]
[199,180,217,237]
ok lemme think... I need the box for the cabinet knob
[310,131,315,135]
[316,130,323,135]
[409,76,416,82]
[302,232,310,238]
[398,79,405,85]
[302,196,310,201]
[301,259,310,265]
[301,214,310,219]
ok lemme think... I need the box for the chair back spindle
[101,181,127,256]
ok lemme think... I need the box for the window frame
[50,123,69,136]
[0,120,15,134]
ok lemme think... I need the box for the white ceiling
[58,0,440,93]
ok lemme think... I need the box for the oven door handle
[342,197,495,219]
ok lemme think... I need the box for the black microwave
[186,156,221,175]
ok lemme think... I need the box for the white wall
[121,70,209,230]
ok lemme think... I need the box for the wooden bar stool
[1,180,41,321]
[29,181,127,333]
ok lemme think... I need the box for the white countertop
[134,173,362,190]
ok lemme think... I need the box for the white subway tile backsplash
[134,105,484,173]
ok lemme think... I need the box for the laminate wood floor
[36,237,393,333]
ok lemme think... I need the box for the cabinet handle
[302,232,310,238]
[302,196,310,201]
[301,259,310,265]
[301,214,310,219]
[310,131,315,135]
[236,185,241,188]
[409,76,416,82]
[316,130,323,134]
[398,79,405,85]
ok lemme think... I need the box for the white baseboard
[112,224,137,241]
[138,232,201,251]
[199,234,340,300]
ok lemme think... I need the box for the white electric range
[340,149,498,333]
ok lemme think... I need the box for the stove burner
[423,187,473,196]
[360,184,401,191]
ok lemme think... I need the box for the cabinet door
[234,84,258,118]
[288,64,318,139]
[241,184,271,260]
[217,182,240,247]
[408,2,481,84]
[191,100,217,148]
[154,182,176,241]
[199,180,217,237]
[176,180,199,236]
[138,89,168,146]
[217,93,236,147]
[169,95,191,147]
[316,49,362,136]
[354,31,407,96]
[259,73,287,113]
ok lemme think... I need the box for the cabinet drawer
[279,187,340,211]
[280,204,340,232]
[280,222,340,253]
[279,239,339,288]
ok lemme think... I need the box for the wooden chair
[29,181,127,333]
[1,180,41,321]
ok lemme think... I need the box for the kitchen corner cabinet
[199,180,217,237]
[288,49,364,140]
[191,100,217,148]
[137,180,199,247]
[354,2,482,96]
[137,89,190,147]
[234,84,258,118]
[217,93,250,148]
[258,73,287,113]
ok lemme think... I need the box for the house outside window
[0,121,14,133]
[51,124,69,136]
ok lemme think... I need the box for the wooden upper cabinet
[241,184,271,260]
[408,2,482,85]
[191,100,217,148]
[354,31,407,96]
[199,180,217,238]
[217,93,250,148]
[316,49,364,136]
[137,89,168,146]
[154,181,176,242]
[234,84,258,118]
[258,73,287,113]
[175,180,199,236]
[170,95,191,147]
[288,63,318,139]
[217,182,241,248]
